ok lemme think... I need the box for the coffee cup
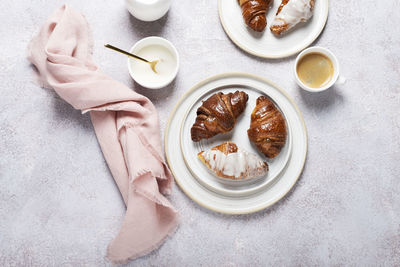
[294,46,345,92]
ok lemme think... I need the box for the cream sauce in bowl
[128,37,179,89]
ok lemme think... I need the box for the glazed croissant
[191,91,248,142]
[270,0,315,35]
[247,96,287,158]
[198,142,268,180]
[239,0,273,32]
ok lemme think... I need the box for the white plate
[180,87,292,197]
[218,0,329,59]
[165,73,307,214]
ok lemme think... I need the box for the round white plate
[218,0,329,59]
[165,73,307,214]
[180,87,293,198]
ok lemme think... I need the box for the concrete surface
[1,0,399,266]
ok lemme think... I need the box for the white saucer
[165,73,307,214]
[218,0,329,58]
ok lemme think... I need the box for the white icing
[271,0,313,31]
[200,149,268,179]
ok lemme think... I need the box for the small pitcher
[126,0,171,22]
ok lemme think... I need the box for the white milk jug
[126,0,171,22]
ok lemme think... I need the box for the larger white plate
[165,73,307,214]
[218,0,329,58]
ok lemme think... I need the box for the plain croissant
[191,91,248,142]
[238,0,273,32]
[247,96,287,158]
[270,0,315,35]
[198,142,269,180]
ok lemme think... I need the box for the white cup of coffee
[294,46,345,92]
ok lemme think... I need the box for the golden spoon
[104,44,159,74]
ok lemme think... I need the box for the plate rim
[164,72,308,214]
[217,0,330,59]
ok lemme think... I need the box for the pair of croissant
[238,0,315,34]
[190,91,287,159]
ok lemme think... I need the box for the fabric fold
[27,5,178,264]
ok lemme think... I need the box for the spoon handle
[104,44,149,63]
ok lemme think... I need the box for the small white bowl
[294,46,345,92]
[127,36,179,89]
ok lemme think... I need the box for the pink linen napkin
[27,5,178,264]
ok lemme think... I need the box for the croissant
[247,96,287,158]
[238,0,273,32]
[191,91,248,142]
[270,0,315,35]
[198,142,268,180]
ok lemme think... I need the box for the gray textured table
[1,0,399,266]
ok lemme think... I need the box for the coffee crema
[296,52,334,89]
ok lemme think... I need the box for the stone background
[1,0,399,266]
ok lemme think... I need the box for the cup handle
[336,75,346,85]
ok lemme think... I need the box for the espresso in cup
[296,52,334,89]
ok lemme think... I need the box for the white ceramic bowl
[127,36,179,89]
[125,0,171,22]
[294,46,345,92]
